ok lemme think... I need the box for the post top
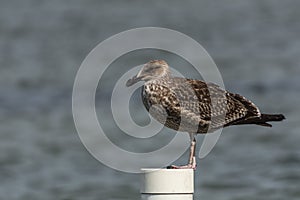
[140,168,194,194]
[141,168,194,172]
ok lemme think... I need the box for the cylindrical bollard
[140,168,194,200]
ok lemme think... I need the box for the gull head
[126,60,170,87]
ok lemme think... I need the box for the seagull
[126,60,285,169]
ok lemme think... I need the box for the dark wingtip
[256,122,272,127]
[275,114,286,121]
[261,114,286,122]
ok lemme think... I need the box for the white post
[140,168,194,200]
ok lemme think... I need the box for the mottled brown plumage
[126,60,285,169]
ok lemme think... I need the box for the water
[1,0,300,199]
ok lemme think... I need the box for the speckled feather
[142,77,261,133]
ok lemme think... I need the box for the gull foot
[166,164,196,170]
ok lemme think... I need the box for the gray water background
[1,0,300,199]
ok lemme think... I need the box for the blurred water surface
[0,0,300,199]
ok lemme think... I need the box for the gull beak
[126,75,142,87]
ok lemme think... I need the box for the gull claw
[166,164,197,170]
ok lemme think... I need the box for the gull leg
[188,133,197,169]
[168,133,197,170]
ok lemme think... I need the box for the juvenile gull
[126,60,285,169]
